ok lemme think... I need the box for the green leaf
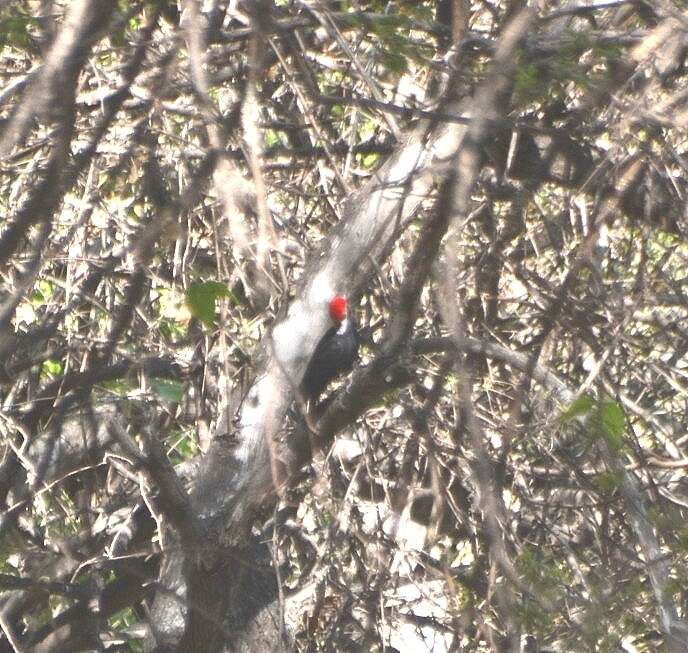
[0,9,37,49]
[150,378,184,404]
[360,152,380,168]
[41,359,63,379]
[514,63,543,105]
[264,129,281,148]
[185,281,231,328]
[32,280,54,305]
[560,394,594,422]
[598,399,626,451]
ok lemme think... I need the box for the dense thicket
[1,2,687,652]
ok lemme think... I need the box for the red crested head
[328,295,348,323]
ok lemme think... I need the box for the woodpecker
[301,295,359,401]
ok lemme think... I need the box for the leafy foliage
[185,281,233,328]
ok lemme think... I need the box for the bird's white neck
[336,317,348,334]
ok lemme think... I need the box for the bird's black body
[301,315,359,401]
